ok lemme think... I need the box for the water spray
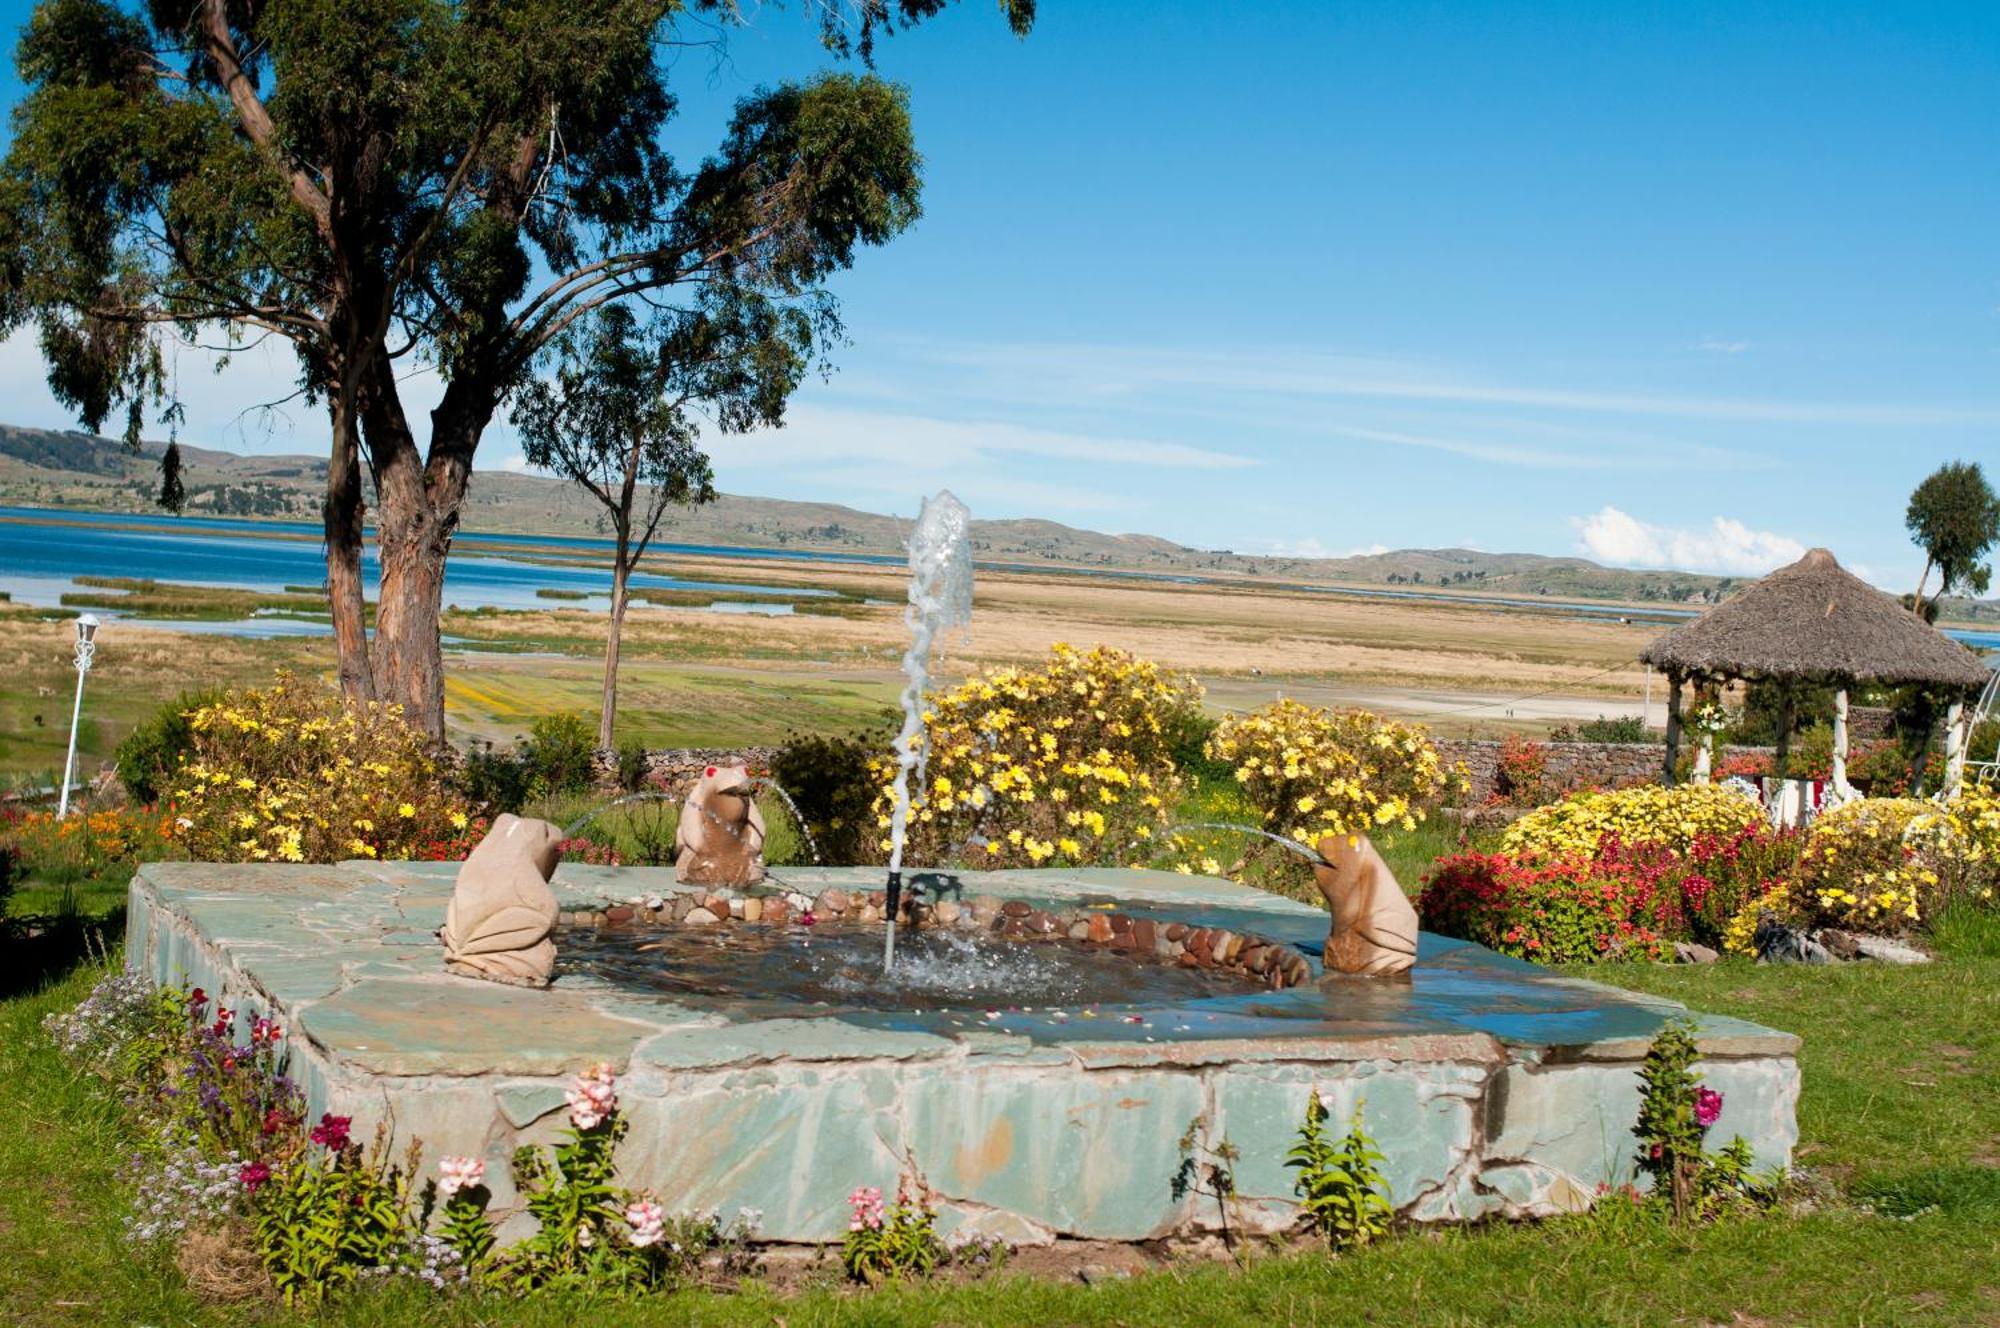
[884,490,974,972]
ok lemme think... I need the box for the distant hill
[4,421,1996,621]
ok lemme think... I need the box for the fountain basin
[125,861,1800,1245]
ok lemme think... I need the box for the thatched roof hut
[1640,548,1990,691]
[1640,548,1992,795]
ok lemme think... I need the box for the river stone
[1086,915,1114,943]
[933,901,962,925]
[682,907,717,928]
[816,889,850,915]
[741,897,763,923]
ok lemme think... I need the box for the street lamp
[57,613,100,819]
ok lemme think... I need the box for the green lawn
[4,882,1997,1325]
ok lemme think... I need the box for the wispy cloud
[915,341,2000,427]
[1691,338,1749,355]
[1572,506,1806,577]
[711,404,1256,472]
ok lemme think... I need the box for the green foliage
[768,730,882,865]
[113,687,222,804]
[1907,460,2000,602]
[613,739,651,794]
[459,741,537,816]
[1286,1090,1393,1252]
[1172,1114,1241,1242]
[524,713,599,799]
[506,1120,627,1288]
[254,1140,422,1307]
[1632,1020,1779,1225]
[1549,715,1649,744]
[841,1180,944,1285]
[1633,1020,1707,1221]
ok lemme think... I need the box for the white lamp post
[57,613,100,819]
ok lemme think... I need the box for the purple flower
[1694,1087,1723,1128]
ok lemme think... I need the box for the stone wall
[591,746,780,795]
[1437,739,1778,804]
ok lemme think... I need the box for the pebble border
[560,886,1317,990]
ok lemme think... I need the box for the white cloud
[1573,506,1807,577]
[1242,537,1389,559]
[1691,338,1749,355]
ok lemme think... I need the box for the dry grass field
[1,553,1662,780]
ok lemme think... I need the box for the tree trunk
[323,394,374,702]
[364,380,478,740]
[600,526,632,750]
[1911,555,1933,618]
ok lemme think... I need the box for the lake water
[2,504,1995,654]
[0,505,828,618]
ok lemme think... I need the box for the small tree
[1907,460,2000,618]
[513,298,822,747]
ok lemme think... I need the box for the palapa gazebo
[1640,547,1993,798]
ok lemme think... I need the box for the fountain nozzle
[882,869,904,970]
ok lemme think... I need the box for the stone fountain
[120,489,1799,1247]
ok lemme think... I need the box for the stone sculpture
[675,763,767,887]
[440,813,564,987]
[1314,832,1420,977]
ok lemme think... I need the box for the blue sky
[2,1,1997,589]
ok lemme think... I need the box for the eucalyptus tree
[0,0,1033,736]
[512,293,827,748]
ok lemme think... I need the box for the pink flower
[436,1155,485,1200]
[566,1063,618,1131]
[1694,1087,1723,1128]
[847,1185,885,1232]
[251,1016,283,1046]
[239,1161,272,1194]
[310,1113,352,1151]
[624,1198,666,1248]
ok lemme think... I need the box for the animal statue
[675,763,767,887]
[1314,833,1420,977]
[440,813,564,987]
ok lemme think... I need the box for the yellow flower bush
[869,644,1203,869]
[1720,883,1789,957]
[165,672,470,864]
[1501,783,1763,861]
[1795,794,1992,935]
[1207,700,1455,847]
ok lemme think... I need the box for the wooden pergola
[1640,548,1992,797]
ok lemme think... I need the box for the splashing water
[884,491,974,970]
[1126,822,1327,865]
[747,777,822,866]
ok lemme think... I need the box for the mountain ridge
[5,421,1995,620]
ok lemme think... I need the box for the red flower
[240,1161,272,1194]
[310,1113,353,1151]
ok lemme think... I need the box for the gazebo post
[1943,699,1967,797]
[1831,688,1854,802]
[1774,690,1794,778]
[1662,671,1684,786]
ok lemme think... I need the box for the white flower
[436,1155,484,1200]
[624,1199,666,1249]
[577,1223,595,1249]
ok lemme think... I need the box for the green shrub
[458,741,536,815]
[1550,715,1649,744]
[614,739,651,793]
[114,688,223,804]
[1287,1090,1392,1251]
[768,731,881,866]
[842,1179,944,1285]
[523,713,598,798]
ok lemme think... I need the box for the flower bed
[1423,784,1795,963]
[1425,779,2000,964]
